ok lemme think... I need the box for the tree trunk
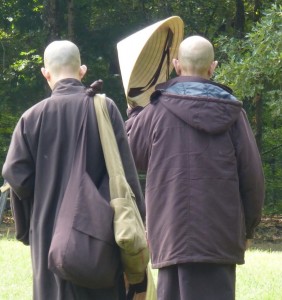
[254,94,263,152]
[67,0,75,41]
[234,0,245,38]
[43,0,60,42]
[254,0,261,22]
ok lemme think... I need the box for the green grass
[0,239,281,300]
[236,250,282,300]
[0,239,32,300]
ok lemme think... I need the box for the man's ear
[41,67,50,81]
[208,60,218,77]
[79,65,87,79]
[172,58,181,76]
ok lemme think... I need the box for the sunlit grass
[0,239,32,300]
[236,249,282,300]
[0,239,281,300]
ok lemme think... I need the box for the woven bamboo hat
[117,16,184,107]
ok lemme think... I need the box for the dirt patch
[251,215,282,251]
[0,210,15,237]
[1,210,282,250]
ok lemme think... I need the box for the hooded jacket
[126,76,264,269]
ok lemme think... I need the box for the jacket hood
[153,77,243,134]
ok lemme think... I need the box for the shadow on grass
[251,241,282,252]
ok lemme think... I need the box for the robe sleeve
[125,106,153,173]
[2,117,35,245]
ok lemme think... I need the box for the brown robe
[2,79,145,300]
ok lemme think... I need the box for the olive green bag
[94,94,149,284]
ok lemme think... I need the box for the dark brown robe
[3,79,145,300]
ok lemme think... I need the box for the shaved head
[174,35,216,78]
[41,40,87,89]
[44,40,81,76]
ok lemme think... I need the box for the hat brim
[117,16,184,107]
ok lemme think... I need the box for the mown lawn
[0,239,32,300]
[0,238,281,300]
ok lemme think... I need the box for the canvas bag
[48,99,120,288]
[94,94,149,284]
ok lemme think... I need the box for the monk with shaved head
[126,34,264,300]
[3,40,145,299]
[41,40,87,89]
[174,35,217,78]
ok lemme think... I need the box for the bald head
[173,35,217,79]
[41,40,87,89]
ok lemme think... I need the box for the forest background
[0,0,281,214]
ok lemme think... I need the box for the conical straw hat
[117,16,184,107]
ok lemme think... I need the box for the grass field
[0,239,32,300]
[0,238,281,300]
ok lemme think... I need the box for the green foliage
[215,4,282,213]
[0,0,46,173]
[0,0,281,213]
[215,5,282,102]
[0,112,19,172]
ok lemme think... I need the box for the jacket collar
[156,76,234,95]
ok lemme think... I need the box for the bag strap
[0,182,10,193]
[93,93,126,180]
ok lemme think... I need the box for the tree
[215,4,282,212]
[0,0,281,214]
[234,0,245,38]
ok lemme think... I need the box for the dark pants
[157,263,236,300]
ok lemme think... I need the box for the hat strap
[128,28,173,98]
